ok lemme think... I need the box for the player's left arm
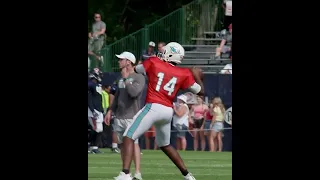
[124,74,146,98]
[134,58,153,74]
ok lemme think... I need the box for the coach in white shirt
[173,94,189,151]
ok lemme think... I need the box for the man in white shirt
[223,0,232,30]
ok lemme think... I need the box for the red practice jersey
[142,57,196,107]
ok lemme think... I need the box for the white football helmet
[161,42,185,64]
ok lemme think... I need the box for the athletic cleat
[132,172,142,180]
[112,147,121,153]
[91,149,103,154]
[184,173,196,180]
[114,172,132,180]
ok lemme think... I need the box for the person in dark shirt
[138,41,156,64]
[88,71,104,154]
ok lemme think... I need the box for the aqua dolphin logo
[170,46,180,54]
[170,46,177,53]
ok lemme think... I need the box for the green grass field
[88,149,232,180]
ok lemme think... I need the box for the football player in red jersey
[114,42,203,180]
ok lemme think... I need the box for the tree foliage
[88,0,193,44]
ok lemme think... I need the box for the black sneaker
[91,149,103,154]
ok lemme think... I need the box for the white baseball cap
[115,51,136,64]
[183,92,198,104]
[148,41,155,47]
[177,94,187,103]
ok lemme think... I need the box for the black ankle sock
[122,169,130,174]
[181,169,189,176]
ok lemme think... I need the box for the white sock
[112,143,118,148]
[92,146,98,150]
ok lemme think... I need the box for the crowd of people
[172,94,230,152]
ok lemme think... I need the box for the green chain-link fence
[89,0,224,72]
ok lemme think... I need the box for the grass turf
[88,149,232,180]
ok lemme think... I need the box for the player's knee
[123,129,136,141]
[159,144,170,151]
[124,134,135,141]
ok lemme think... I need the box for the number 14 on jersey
[155,72,177,95]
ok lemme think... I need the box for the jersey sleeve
[135,58,154,74]
[181,70,196,89]
[142,58,153,73]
